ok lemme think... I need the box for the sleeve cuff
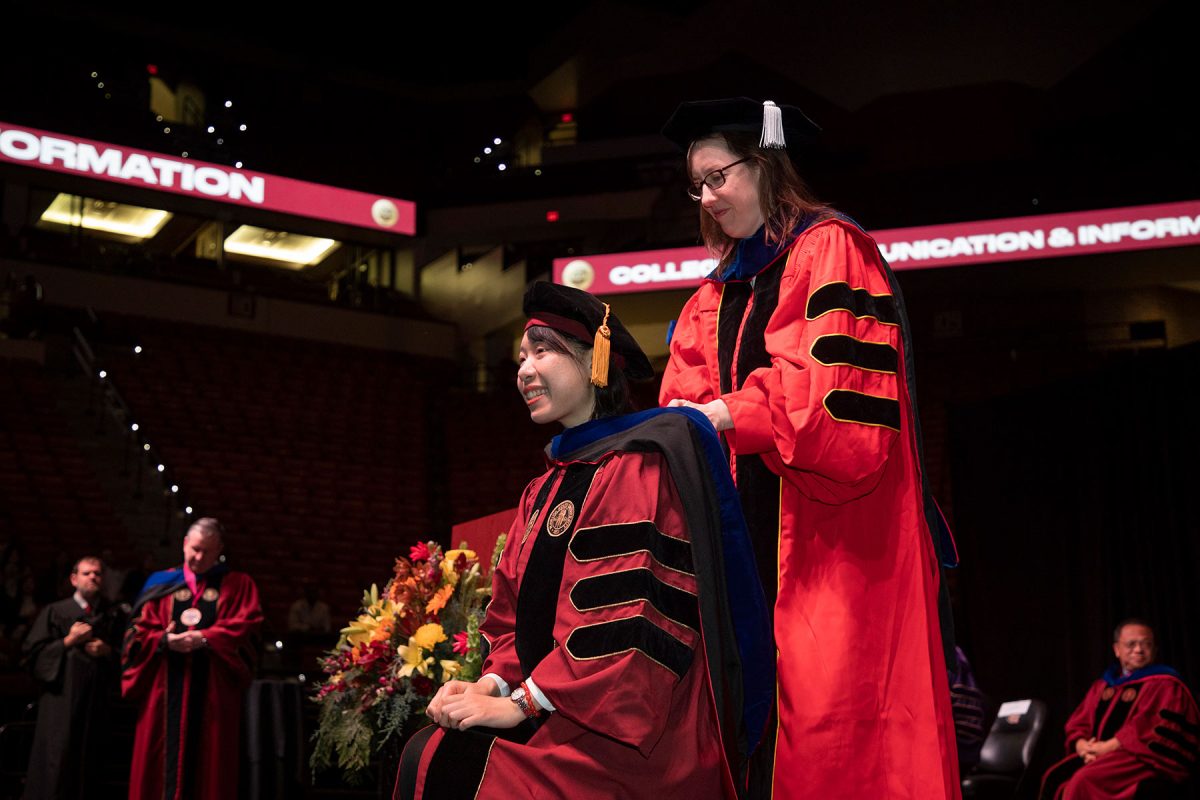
[524,677,556,713]
[483,673,511,696]
[722,389,774,454]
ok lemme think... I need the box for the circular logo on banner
[1121,687,1138,703]
[546,501,575,537]
[560,260,595,291]
[180,608,203,627]
[371,199,399,228]
[202,587,219,602]
[1101,687,1115,700]
[174,588,193,602]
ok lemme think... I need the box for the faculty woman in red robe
[659,97,960,799]
[123,518,263,800]
[395,283,772,799]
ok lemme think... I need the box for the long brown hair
[690,131,827,269]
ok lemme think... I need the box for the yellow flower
[341,599,395,647]
[411,623,447,651]
[425,584,455,615]
[439,659,462,679]
[397,640,433,678]
[440,549,477,583]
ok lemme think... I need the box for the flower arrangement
[310,537,502,783]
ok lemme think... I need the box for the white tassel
[760,100,786,149]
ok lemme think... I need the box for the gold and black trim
[810,334,898,374]
[805,281,899,326]
[569,521,694,576]
[570,568,700,632]
[1155,725,1199,756]
[822,389,901,431]
[565,615,693,679]
[515,463,600,675]
[1162,709,1200,735]
[1149,740,1196,766]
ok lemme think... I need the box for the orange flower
[370,615,395,643]
[425,584,454,615]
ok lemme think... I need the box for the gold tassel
[591,303,612,387]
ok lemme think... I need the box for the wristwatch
[510,686,540,719]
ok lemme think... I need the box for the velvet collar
[1102,662,1180,686]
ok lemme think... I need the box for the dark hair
[1112,618,1155,642]
[525,325,632,420]
[689,131,828,270]
[72,555,103,573]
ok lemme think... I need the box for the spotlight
[217,138,224,145]
[156,115,163,122]
[134,345,142,354]
[534,169,542,176]
[171,485,179,493]
[207,126,215,134]
[164,127,171,134]
[235,161,243,168]
[157,464,165,472]
[298,673,306,683]
[90,71,98,78]
[98,370,107,379]
[143,444,151,451]
[239,124,247,132]
[182,152,188,158]
[493,137,501,145]
[225,100,232,108]
[131,423,139,431]
[473,157,480,163]
[97,82,104,89]
[498,164,507,171]
[185,505,193,514]
[275,640,284,650]
[483,147,492,155]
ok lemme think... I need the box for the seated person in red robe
[395,283,772,800]
[122,518,263,800]
[1040,619,1199,799]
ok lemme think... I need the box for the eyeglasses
[687,157,752,201]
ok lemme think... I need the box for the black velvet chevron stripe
[566,616,693,679]
[823,390,901,431]
[516,463,599,676]
[1155,725,1199,753]
[423,728,498,798]
[1162,709,1200,735]
[811,335,898,373]
[569,522,694,575]
[570,569,700,631]
[1100,693,1136,740]
[806,283,899,325]
[1150,741,1196,766]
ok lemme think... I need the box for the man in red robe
[122,518,262,800]
[1040,619,1199,799]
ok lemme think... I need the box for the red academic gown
[1040,669,1200,799]
[122,567,262,800]
[661,217,960,799]
[404,436,738,799]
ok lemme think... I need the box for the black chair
[962,698,1048,799]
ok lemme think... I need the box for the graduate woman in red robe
[659,97,960,799]
[395,283,772,799]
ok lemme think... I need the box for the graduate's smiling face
[183,528,224,575]
[517,329,595,428]
[1113,624,1156,673]
[70,558,103,602]
[689,137,765,240]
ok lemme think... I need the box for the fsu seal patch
[1101,687,1115,700]
[202,587,219,602]
[1121,687,1138,703]
[546,500,575,537]
[173,588,193,602]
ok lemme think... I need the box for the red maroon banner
[0,121,415,235]
[554,200,1200,294]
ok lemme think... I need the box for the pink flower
[409,542,431,562]
[452,631,470,656]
